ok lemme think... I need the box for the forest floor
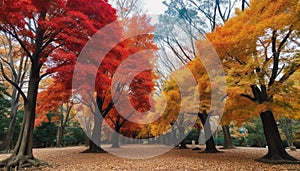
[0,145,300,171]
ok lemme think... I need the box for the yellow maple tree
[206,0,300,163]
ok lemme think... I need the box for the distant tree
[33,114,57,148]
[155,0,242,149]
[244,119,266,147]
[279,117,294,148]
[0,84,11,145]
[0,33,29,152]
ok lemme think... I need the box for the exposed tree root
[255,153,300,164]
[0,155,48,171]
[177,146,188,149]
[81,148,107,153]
[110,145,121,149]
[200,149,222,153]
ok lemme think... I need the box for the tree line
[0,0,299,170]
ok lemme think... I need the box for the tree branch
[279,63,300,84]
[269,30,279,87]
[119,111,135,128]
[278,26,292,53]
[240,93,256,102]
[0,62,28,102]
[106,113,116,125]
[9,27,33,60]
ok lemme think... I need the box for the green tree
[244,119,267,147]
[0,84,10,146]
[33,114,57,148]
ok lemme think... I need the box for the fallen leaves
[0,145,299,171]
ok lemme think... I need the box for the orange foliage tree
[73,15,157,152]
[36,81,76,147]
[142,65,203,148]
[207,0,300,163]
[97,16,157,148]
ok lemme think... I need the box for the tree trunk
[0,88,20,152]
[222,125,235,149]
[0,68,47,170]
[81,114,106,153]
[56,126,64,147]
[0,111,16,152]
[56,113,64,147]
[178,126,187,149]
[256,110,299,164]
[162,135,166,145]
[111,127,120,148]
[171,125,177,146]
[166,132,172,146]
[198,112,219,153]
[179,139,187,149]
[84,139,106,153]
[151,137,155,144]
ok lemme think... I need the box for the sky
[143,0,167,15]
[109,0,167,24]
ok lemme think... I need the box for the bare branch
[0,61,27,102]
[269,30,279,87]
[279,63,300,84]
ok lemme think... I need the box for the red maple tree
[0,0,117,169]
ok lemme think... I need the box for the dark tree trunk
[198,112,219,153]
[0,111,16,152]
[83,139,106,153]
[111,115,128,148]
[166,132,172,146]
[0,66,47,170]
[249,85,299,163]
[162,135,166,145]
[256,110,299,164]
[82,95,114,153]
[82,114,106,153]
[111,127,120,148]
[56,126,64,147]
[159,136,163,144]
[179,139,187,149]
[171,125,177,146]
[56,106,71,147]
[152,137,155,144]
[0,88,20,152]
[222,125,235,149]
[178,126,187,149]
[56,114,65,147]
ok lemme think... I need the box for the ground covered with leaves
[0,145,299,171]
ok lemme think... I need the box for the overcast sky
[143,0,167,14]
